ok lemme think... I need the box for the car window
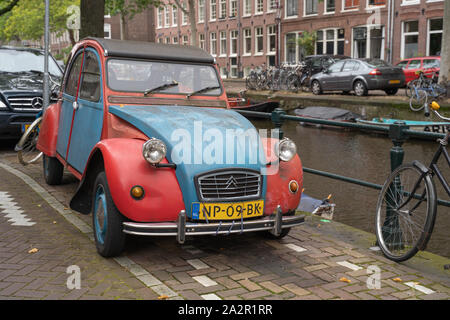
[406,59,421,69]
[396,60,409,69]
[65,52,84,97]
[322,57,335,68]
[422,59,440,69]
[79,51,101,102]
[327,60,345,73]
[311,58,321,68]
[0,49,62,77]
[342,60,358,72]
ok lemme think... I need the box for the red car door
[403,59,422,84]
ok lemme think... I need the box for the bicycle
[408,71,447,111]
[375,100,450,262]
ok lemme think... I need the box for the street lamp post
[43,0,50,112]
[275,1,282,67]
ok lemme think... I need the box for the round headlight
[276,138,297,162]
[142,138,167,164]
[0,100,7,110]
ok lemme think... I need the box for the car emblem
[225,176,239,189]
[31,97,43,109]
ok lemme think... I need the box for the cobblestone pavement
[0,151,449,300]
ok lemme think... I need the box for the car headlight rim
[0,100,7,110]
[276,137,297,162]
[142,138,167,164]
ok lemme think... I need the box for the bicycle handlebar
[424,102,430,117]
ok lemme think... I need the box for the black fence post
[271,108,286,139]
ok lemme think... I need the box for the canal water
[252,115,450,258]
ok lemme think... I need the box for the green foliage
[0,0,79,41]
[297,31,317,57]
[105,0,162,20]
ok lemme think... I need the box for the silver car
[310,59,406,96]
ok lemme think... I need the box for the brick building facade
[113,0,444,78]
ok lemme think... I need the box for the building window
[104,24,111,39]
[402,0,420,5]
[325,0,336,13]
[230,30,238,55]
[286,0,298,17]
[230,0,238,17]
[210,32,217,55]
[368,0,386,6]
[157,7,163,28]
[158,38,163,43]
[316,28,345,55]
[268,0,277,11]
[182,3,188,25]
[200,34,206,50]
[244,0,252,15]
[343,0,360,11]
[219,0,226,19]
[255,27,264,54]
[165,37,170,44]
[305,0,318,15]
[198,0,205,22]
[165,6,170,26]
[428,18,443,56]
[230,57,238,78]
[353,26,384,59]
[285,33,297,63]
[220,31,227,56]
[182,35,189,45]
[210,0,217,20]
[402,21,419,59]
[244,28,252,55]
[173,37,178,44]
[256,0,264,14]
[267,25,276,53]
[172,6,178,26]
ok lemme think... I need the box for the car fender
[36,102,60,156]
[352,76,369,89]
[70,138,186,222]
[261,137,303,214]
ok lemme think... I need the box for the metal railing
[236,108,450,208]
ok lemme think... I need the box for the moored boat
[356,118,450,134]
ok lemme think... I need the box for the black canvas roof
[85,38,215,64]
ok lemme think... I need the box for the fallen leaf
[37,204,41,207]
[52,221,57,224]
[28,248,39,254]
[157,295,169,300]
[392,278,402,282]
[339,277,351,283]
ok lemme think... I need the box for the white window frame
[400,21,419,59]
[210,0,217,21]
[366,0,386,9]
[243,28,252,56]
[157,7,163,28]
[255,0,264,15]
[284,31,303,64]
[341,0,360,12]
[219,0,227,19]
[267,25,276,54]
[230,30,238,56]
[285,0,298,19]
[230,0,238,18]
[172,6,178,26]
[255,26,264,55]
[104,23,111,39]
[426,18,443,56]
[304,0,319,17]
[198,0,205,23]
[401,0,420,6]
[210,32,217,56]
[200,33,206,50]
[243,0,252,16]
[316,28,346,55]
[220,30,227,56]
[173,36,178,44]
[165,6,170,27]
[268,0,277,13]
[182,35,189,45]
[182,3,188,25]
[324,0,336,14]
[351,25,385,60]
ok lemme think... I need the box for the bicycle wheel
[409,88,427,111]
[15,117,43,166]
[375,163,437,262]
[405,80,418,98]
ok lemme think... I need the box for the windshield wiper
[187,86,221,98]
[144,80,179,96]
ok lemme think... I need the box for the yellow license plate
[192,200,264,220]
[389,80,400,84]
[21,124,31,133]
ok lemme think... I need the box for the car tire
[311,80,322,95]
[353,80,368,97]
[43,155,63,185]
[384,88,398,96]
[92,171,126,257]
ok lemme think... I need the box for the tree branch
[0,0,19,16]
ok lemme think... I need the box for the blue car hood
[109,105,268,217]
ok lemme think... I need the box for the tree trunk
[188,0,197,47]
[120,13,126,40]
[79,0,105,39]
[69,29,76,46]
[439,0,450,97]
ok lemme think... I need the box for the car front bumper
[122,207,305,244]
[0,112,38,139]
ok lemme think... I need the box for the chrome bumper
[122,206,305,244]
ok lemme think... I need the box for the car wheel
[384,88,398,96]
[92,171,126,257]
[353,80,368,96]
[311,80,322,95]
[43,155,63,185]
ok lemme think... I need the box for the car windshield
[0,49,62,77]
[364,59,391,68]
[107,59,222,96]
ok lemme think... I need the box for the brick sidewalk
[0,153,449,300]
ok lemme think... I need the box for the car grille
[196,169,262,202]
[7,96,43,111]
